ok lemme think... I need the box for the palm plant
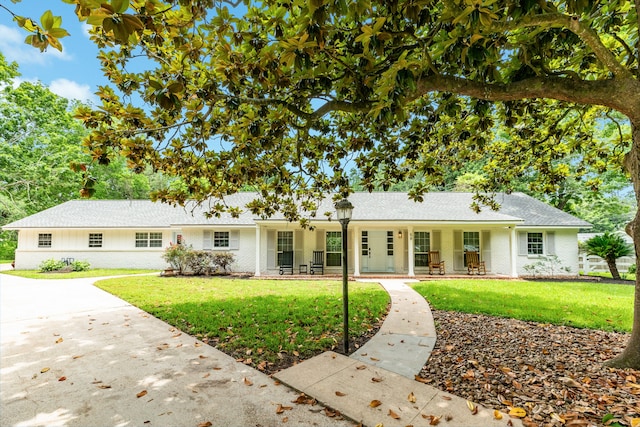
[585,232,634,280]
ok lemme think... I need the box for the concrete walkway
[275,279,521,427]
[0,271,353,427]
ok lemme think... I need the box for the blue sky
[0,1,105,103]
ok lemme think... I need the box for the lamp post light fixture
[335,198,353,354]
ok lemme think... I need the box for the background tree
[0,51,170,259]
[4,0,640,368]
[585,232,634,280]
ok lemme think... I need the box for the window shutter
[546,232,556,255]
[229,231,240,250]
[481,230,491,271]
[453,230,463,270]
[203,231,212,250]
[267,230,276,269]
[315,229,324,251]
[518,231,527,255]
[431,230,441,251]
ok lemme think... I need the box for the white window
[326,231,342,267]
[527,232,544,255]
[277,231,293,266]
[135,232,163,248]
[38,233,52,248]
[463,231,480,266]
[387,231,394,255]
[214,231,230,248]
[89,233,103,248]
[414,232,430,267]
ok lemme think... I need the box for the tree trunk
[606,258,622,280]
[606,121,640,369]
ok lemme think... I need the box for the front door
[361,230,393,272]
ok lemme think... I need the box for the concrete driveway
[0,270,353,427]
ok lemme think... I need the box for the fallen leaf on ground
[415,375,429,384]
[388,409,400,419]
[356,365,367,370]
[508,407,527,418]
[369,399,382,408]
[493,410,503,420]
[197,422,212,427]
[58,376,66,381]
[335,391,347,396]
[40,367,50,373]
[372,377,383,382]
[243,377,253,386]
[276,404,292,414]
[408,392,416,403]
[55,337,63,344]
[136,390,147,398]
[325,408,338,417]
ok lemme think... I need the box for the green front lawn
[586,271,637,281]
[413,279,634,332]
[95,276,389,367]
[1,269,159,279]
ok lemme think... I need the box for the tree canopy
[3,0,640,367]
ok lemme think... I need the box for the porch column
[510,226,518,277]
[353,225,361,277]
[255,225,261,277]
[408,226,415,277]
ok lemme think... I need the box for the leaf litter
[419,310,640,426]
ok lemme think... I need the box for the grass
[412,279,634,332]
[1,269,159,279]
[586,271,636,281]
[0,259,12,264]
[95,276,389,365]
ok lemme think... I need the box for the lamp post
[335,198,353,354]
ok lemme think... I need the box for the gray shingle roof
[2,192,590,229]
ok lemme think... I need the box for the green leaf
[111,0,130,14]
[40,10,54,31]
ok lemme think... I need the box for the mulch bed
[418,310,640,426]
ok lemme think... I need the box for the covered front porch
[253,222,521,278]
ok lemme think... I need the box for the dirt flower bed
[418,311,640,427]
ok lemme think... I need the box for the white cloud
[48,78,95,103]
[0,24,71,65]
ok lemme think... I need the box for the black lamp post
[335,198,353,353]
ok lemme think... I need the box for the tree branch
[413,74,640,120]
[492,13,633,79]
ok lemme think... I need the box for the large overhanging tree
[4,0,640,368]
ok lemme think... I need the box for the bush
[523,255,571,277]
[162,243,236,276]
[185,250,214,275]
[212,252,235,273]
[71,260,91,271]
[39,258,66,272]
[162,243,190,274]
[628,264,636,274]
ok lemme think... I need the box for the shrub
[71,260,91,271]
[523,255,571,278]
[39,258,66,272]
[212,252,235,273]
[628,264,636,274]
[185,250,214,275]
[162,243,190,274]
